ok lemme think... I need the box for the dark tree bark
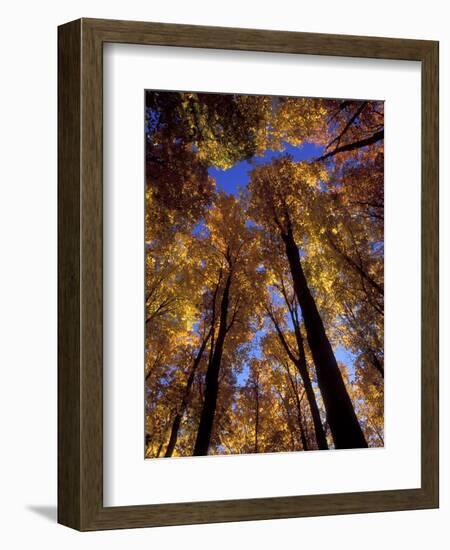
[327,234,384,297]
[269,312,328,450]
[277,283,329,450]
[277,389,298,452]
[292,322,328,450]
[193,272,232,456]
[295,398,309,451]
[281,225,367,449]
[284,366,309,451]
[316,129,384,161]
[155,440,164,458]
[324,102,368,154]
[369,350,384,378]
[343,303,384,379]
[164,329,212,457]
[254,377,260,453]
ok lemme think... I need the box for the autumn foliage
[145,92,384,457]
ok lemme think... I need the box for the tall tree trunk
[281,226,367,449]
[292,325,328,450]
[269,312,328,450]
[284,368,309,451]
[164,330,211,457]
[155,440,164,458]
[193,273,232,456]
[254,377,260,453]
[296,402,309,451]
[276,388,298,452]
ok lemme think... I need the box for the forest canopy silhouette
[145,91,384,458]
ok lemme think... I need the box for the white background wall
[0,1,447,547]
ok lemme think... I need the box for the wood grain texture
[420,41,439,506]
[57,19,82,530]
[57,18,439,531]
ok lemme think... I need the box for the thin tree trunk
[254,380,260,453]
[284,368,309,451]
[369,419,384,446]
[164,329,212,457]
[297,403,309,451]
[269,312,328,450]
[275,388,298,451]
[281,292,329,451]
[343,304,384,378]
[193,272,232,456]
[155,440,164,458]
[281,226,367,449]
[369,350,384,378]
[327,235,384,297]
[292,324,328,450]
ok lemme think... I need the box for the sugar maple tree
[145,91,384,457]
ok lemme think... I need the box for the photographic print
[145,91,384,458]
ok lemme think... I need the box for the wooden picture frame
[58,18,439,531]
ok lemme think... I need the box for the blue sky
[209,142,323,195]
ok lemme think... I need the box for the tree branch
[316,129,384,161]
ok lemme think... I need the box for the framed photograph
[58,18,439,530]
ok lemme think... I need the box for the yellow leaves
[271,97,329,147]
[318,272,334,294]
[248,156,332,243]
[145,92,384,457]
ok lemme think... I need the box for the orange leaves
[271,97,329,147]
[248,155,329,245]
[145,92,384,457]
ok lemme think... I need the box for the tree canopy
[145,91,384,457]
